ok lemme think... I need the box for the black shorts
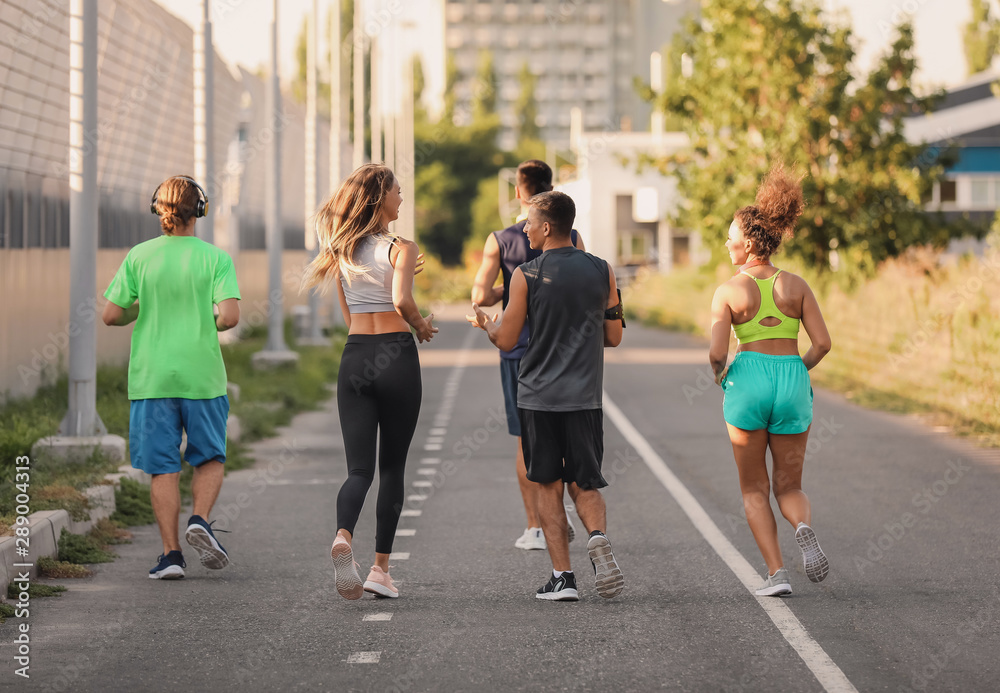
[518,408,607,490]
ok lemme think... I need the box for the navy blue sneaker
[185,515,230,570]
[149,551,186,580]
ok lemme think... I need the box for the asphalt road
[4,316,1000,692]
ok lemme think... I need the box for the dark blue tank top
[494,221,577,360]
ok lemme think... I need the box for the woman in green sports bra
[709,165,833,598]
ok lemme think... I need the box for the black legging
[336,332,421,554]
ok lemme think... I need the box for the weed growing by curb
[0,603,14,623]
[58,528,115,564]
[7,582,68,599]
[38,556,93,578]
[110,478,155,527]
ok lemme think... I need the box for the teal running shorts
[722,352,813,434]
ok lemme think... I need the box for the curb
[1,465,151,600]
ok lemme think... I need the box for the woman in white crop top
[303,164,436,600]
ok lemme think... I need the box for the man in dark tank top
[469,160,583,552]
[472,191,627,602]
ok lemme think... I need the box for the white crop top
[340,234,397,313]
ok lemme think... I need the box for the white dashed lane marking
[346,652,381,664]
[389,552,410,560]
[416,468,436,475]
[400,509,421,517]
[363,613,393,622]
[407,495,428,502]
[421,458,441,464]
[395,529,416,537]
[412,480,432,487]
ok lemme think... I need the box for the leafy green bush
[110,478,155,527]
[57,528,115,564]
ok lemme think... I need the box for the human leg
[151,472,182,554]
[727,423,783,574]
[191,461,224,518]
[570,483,606,535]
[515,440,540,528]
[767,429,811,528]
[335,340,380,541]
[372,336,422,571]
[536,479,571,572]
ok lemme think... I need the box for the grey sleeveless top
[517,246,610,412]
[340,234,396,313]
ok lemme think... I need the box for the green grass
[7,582,68,599]
[0,603,15,623]
[628,250,1000,446]
[37,556,93,579]
[57,528,116,564]
[109,478,155,527]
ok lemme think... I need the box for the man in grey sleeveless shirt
[472,191,626,601]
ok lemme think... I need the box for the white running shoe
[515,527,546,550]
[565,505,577,544]
[795,523,830,583]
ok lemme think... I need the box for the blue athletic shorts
[722,352,813,434]
[129,396,229,475]
[499,357,521,436]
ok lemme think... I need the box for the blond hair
[153,176,201,235]
[303,164,397,291]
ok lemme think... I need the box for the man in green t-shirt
[103,176,241,580]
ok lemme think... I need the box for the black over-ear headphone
[150,176,209,218]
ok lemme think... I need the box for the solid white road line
[603,392,858,693]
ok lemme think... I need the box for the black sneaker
[536,571,579,601]
[587,531,625,599]
[149,550,186,580]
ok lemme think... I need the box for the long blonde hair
[303,163,396,291]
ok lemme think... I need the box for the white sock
[553,569,572,578]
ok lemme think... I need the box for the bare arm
[604,266,622,347]
[799,282,831,370]
[334,268,352,330]
[709,285,733,384]
[471,233,503,307]
[102,300,139,327]
[473,267,528,352]
[392,239,437,342]
[215,298,240,332]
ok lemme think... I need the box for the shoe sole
[536,588,579,601]
[330,542,363,600]
[755,583,792,597]
[185,525,229,570]
[587,535,625,599]
[364,580,399,599]
[795,525,830,583]
[149,565,185,580]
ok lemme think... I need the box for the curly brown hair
[734,164,804,258]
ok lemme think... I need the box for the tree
[965,0,1000,75]
[472,50,498,123]
[645,0,967,275]
[442,53,460,126]
[515,62,541,145]
[412,55,427,123]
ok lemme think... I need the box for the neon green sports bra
[732,270,800,343]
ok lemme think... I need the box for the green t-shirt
[104,235,241,400]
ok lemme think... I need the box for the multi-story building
[443,0,697,149]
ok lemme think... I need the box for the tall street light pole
[194,0,214,244]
